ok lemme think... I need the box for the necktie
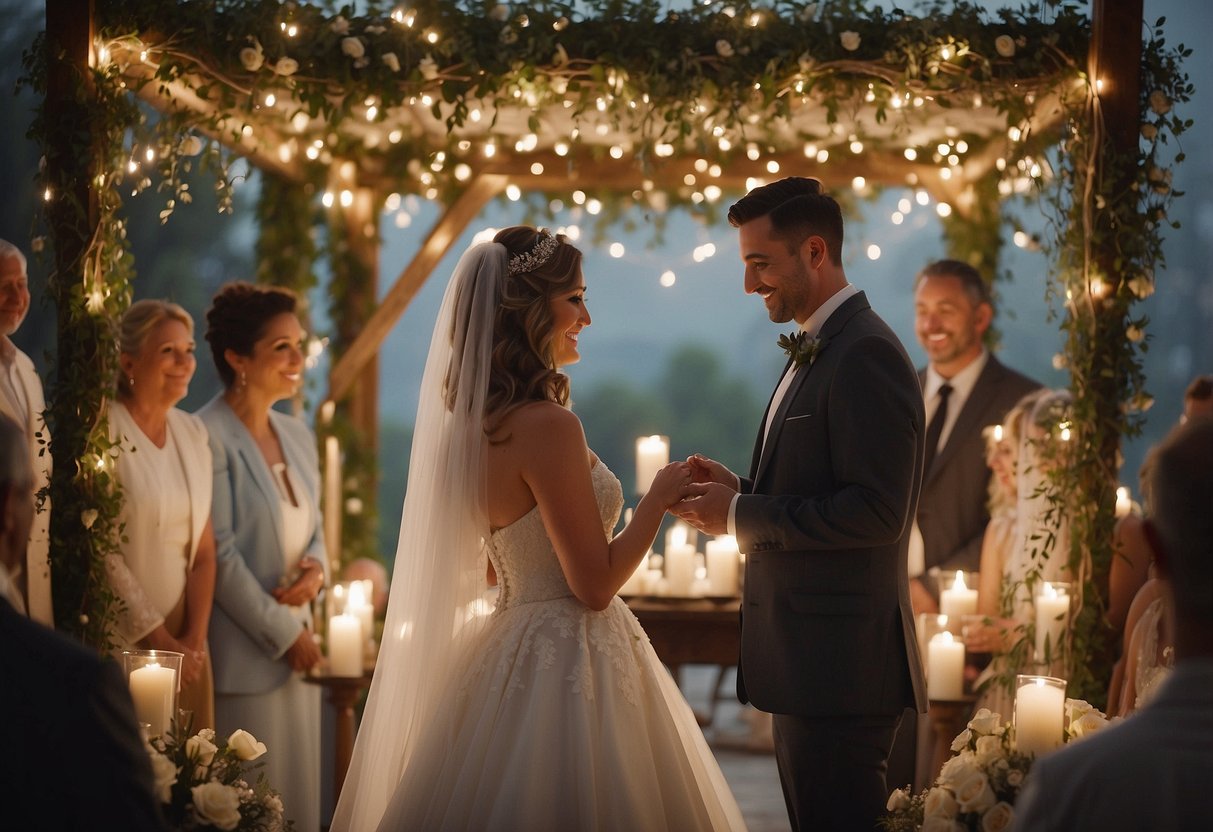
[923,383,953,474]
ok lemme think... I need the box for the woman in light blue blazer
[199,282,327,832]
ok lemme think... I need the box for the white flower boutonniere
[777,331,826,368]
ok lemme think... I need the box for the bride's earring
[128,376,135,389]
[240,370,247,389]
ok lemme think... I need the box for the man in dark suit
[908,260,1040,613]
[0,415,166,831]
[674,177,927,830]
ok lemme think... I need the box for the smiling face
[738,214,824,325]
[547,277,590,367]
[227,312,306,402]
[914,273,992,377]
[0,254,30,337]
[121,317,196,410]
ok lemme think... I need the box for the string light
[904,148,917,160]
[530,162,544,175]
[659,270,676,287]
[609,243,625,257]
[506,184,521,201]
[866,244,882,260]
[339,190,354,207]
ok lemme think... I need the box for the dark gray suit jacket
[734,291,928,718]
[916,355,1040,593]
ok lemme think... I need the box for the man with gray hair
[0,414,166,829]
[0,238,52,624]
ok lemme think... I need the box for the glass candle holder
[939,569,979,619]
[916,612,951,671]
[121,649,183,738]
[1014,674,1067,756]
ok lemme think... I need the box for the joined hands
[669,454,739,536]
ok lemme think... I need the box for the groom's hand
[687,454,740,490]
[670,481,734,536]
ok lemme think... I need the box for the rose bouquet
[881,700,1114,831]
[145,726,292,831]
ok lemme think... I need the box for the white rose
[799,4,819,23]
[1070,710,1110,738]
[186,733,218,766]
[330,15,350,35]
[80,508,98,529]
[715,40,735,58]
[417,55,437,79]
[341,37,366,59]
[982,801,1015,832]
[968,708,1004,735]
[239,41,264,72]
[1126,325,1145,343]
[995,35,1016,57]
[489,4,510,22]
[1052,353,1068,370]
[272,57,298,76]
[180,135,204,156]
[938,753,977,788]
[382,52,401,73]
[1128,274,1155,298]
[226,729,267,761]
[148,751,177,803]
[1140,122,1158,141]
[924,786,958,819]
[1149,89,1171,115]
[887,787,912,812]
[955,770,997,814]
[191,782,242,830]
[840,31,861,51]
[950,728,972,752]
[975,734,1003,763]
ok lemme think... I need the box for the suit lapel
[217,399,287,559]
[926,357,1005,481]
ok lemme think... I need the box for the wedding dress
[374,460,746,830]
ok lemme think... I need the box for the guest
[199,283,326,832]
[106,300,217,729]
[0,414,166,831]
[1012,418,1213,831]
[1112,569,1171,717]
[0,239,52,625]
[1182,373,1212,423]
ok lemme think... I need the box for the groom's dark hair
[727,177,844,264]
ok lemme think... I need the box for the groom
[674,177,927,830]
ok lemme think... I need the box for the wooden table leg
[927,700,973,783]
[327,683,362,801]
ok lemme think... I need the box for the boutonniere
[777,331,827,368]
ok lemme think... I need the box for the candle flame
[993,424,1004,442]
[953,570,968,591]
[670,523,688,549]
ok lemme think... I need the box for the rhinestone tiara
[507,232,560,275]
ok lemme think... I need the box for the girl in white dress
[332,227,746,831]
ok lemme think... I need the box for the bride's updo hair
[487,225,582,425]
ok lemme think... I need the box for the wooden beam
[1090,0,1144,158]
[327,173,508,401]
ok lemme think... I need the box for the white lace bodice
[488,461,624,610]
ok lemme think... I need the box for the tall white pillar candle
[940,570,978,619]
[324,436,342,562]
[927,631,965,700]
[1015,675,1066,755]
[664,543,696,596]
[1034,582,1070,663]
[347,580,375,643]
[129,662,177,737]
[328,613,363,677]
[635,435,670,495]
[705,536,740,596]
[620,552,650,596]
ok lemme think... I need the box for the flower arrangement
[881,701,1114,832]
[145,727,292,832]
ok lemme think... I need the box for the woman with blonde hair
[107,299,216,728]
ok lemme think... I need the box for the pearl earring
[128,376,135,388]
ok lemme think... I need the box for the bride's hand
[645,461,694,510]
[687,454,740,490]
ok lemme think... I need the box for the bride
[331,227,747,831]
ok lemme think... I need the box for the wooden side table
[926,695,978,783]
[305,671,374,802]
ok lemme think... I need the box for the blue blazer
[197,395,328,695]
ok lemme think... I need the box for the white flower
[995,35,1016,57]
[1126,325,1145,343]
[80,508,98,529]
[938,753,978,789]
[30,236,45,253]
[1052,353,1068,370]
[382,52,401,73]
[264,793,284,815]
[887,787,912,811]
[341,37,366,59]
[1140,122,1159,141]
[191,782,242,830]
[330,15,350,35]
[975,734,1003,763]
[186,733,218,766]
[226,729,267,761]
[365,24,386,35]
[239,40,264,72]
[799,4,819,23]
[1006,768,1024,787]
[1128,274,1155,298]
[924,785,959,819]
[950,728,972,752]
[955,770,997,813]
[489,4,510,22]
[272,57,298,76]
[715,40,735,58]
[345,497,364,515]
[967,708,1004,735]
[1070,710,1110,738]
[417,55,437,79]
[982,801,1015,832]
[180,136,204,157]
[840,31,861,51]
[1149,89,1171,115]
[148,751,177,803]
[197,728,215,742]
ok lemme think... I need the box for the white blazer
[0,343,52,625]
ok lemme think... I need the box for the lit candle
[620,552,650,596]
[940,570,978,619]
[328,613,363,677]
[1015,675,1066,755]
[1114,486,1131,518]
[1034,582,1070,663]
[664,543,696,597]
[635,435,670,495]
[665,521,688,554]
[128,662,176,737]
[347,580,375,644]
[927,631,965,700]
[324,436,342,560]
[992,424,1004,443]
[705,535,740,596]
